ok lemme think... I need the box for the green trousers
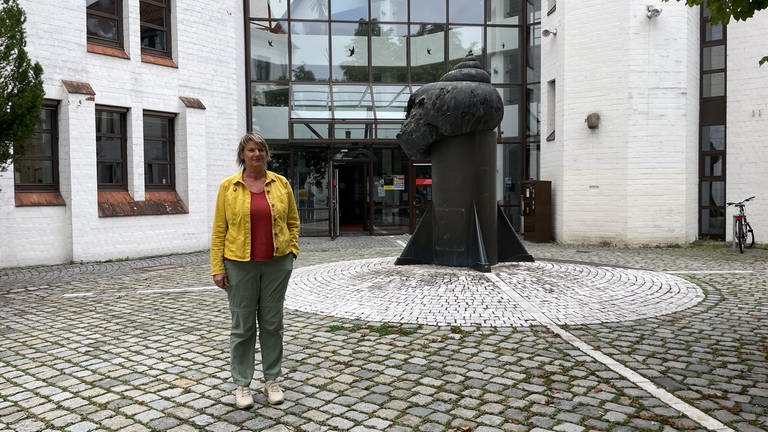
[224,254,293,386]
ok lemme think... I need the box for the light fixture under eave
[646,5,662,19]
[542,28,557,37]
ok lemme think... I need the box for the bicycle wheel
[736,220,745,253]
[746,223,755,248]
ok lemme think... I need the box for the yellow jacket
[210,170,300,275]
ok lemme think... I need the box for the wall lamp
[646,5,662,19]
[542,28,557,37]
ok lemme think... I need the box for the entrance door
[409,162,432,232]
[331,160,371,236]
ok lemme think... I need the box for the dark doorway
[334,162,370,234]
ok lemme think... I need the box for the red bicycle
[726,196,755,253]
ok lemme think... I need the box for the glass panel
[377,123,402,139]
[333,85,374,120]
[144,139,168,161]
[296,148,331,234]
[373,207,410,228]
[701,180,725,207]
[410,0,446,23]
[14,160,54,185]
[140,3,165,26]
[43,108,54,129]
[292,122,331,139]
[331,0,368,21]
[700,205,724,236]
[413,164,432,223]
[500,143,523,229]
[291,22,330,81]
[141,27,166,51]
[373,147,409,209]
[372,0,407,22]
[410,24,445,83]
[335,124,374,139]
[25,134,53,157]
[144,116,169,139]
[487,0,521,24]
[527,0,541,23]
[290,0,328,19]
[448,25,483,68]
[488,26,520,84]
[704,23,723,41]
[371,23,407,82]
[526,84,540,137]
[526,137,539,179]
[251,20,289,81]
[97,137,123,160]
[98,162,123,184]
[703,45,725,71]
[252,83,290,138]
[96,111,122,134]
[331,22,370,83]
[527,24,541,82]
[291,84,332,119]
[87,16,118,40]
[703,154,722,177]
[498,86,521,138]
[145,163,171,185]
[701,125,725,150]
[703,72,724,97]
[268,148,291,177]
[249,0,288,18]
[87,0,117,14]
[450,0,483,23]
[373,85,410,119]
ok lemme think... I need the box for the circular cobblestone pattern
[287,258,704,327]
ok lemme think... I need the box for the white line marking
[62,293,94,297]
[484,272,734,432]
[135,286,219,294]
[395,240,407,247]
[666,270,754,274]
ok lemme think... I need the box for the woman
[210,132,300,409]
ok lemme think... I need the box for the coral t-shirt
[250,191,274,261]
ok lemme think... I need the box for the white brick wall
[724,12,768,242]
[1,0,245,268]
[542,1,701,245]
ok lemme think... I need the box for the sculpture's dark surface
[395,55,533,272]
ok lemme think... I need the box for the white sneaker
[263,380,284,405]
[234,386,254,409]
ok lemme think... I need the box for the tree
[0,0,44,172]
[664,0,768,65]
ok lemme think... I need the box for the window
[140,0,171,56]
[143,113,175,189]
[87,0,123,48]
[14,102,59,191]
[95,107,128,189]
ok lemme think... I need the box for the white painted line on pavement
[666,270,754,274]
[62,293,94,297]
[485,272,735,432]
[135,286,219,294]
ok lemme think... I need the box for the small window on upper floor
[140,0,172,57]
[87,0,124,48]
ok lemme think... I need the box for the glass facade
[247,0,541,236]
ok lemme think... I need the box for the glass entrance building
[247,0,542,237]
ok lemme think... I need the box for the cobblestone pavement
[1,236,766,432]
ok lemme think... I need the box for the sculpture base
[395,203,534,272]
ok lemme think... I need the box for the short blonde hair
[237,132,270,167]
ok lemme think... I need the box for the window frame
[95,106,129,191]
[143,111,176,190]
[140,0,172,57]
[87,0,124,48]
[14,100,59,192]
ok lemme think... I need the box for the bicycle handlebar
[726,196,756,206]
